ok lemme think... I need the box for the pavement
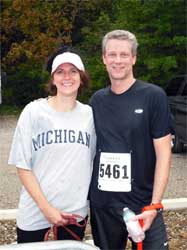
[0,115,187,210]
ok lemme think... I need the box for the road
[0,115,187,209]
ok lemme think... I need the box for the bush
[2,63,49,107]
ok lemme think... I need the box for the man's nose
[115,55,122,63]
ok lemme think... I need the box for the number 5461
[99,164,128,179]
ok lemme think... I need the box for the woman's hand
[42,204,72,226]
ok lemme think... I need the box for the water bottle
[123,207,145,243]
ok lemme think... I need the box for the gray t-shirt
[8,98,96,230]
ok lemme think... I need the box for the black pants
[90,206,168,250]
[17,217,87,243]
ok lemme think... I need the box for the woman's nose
[63,71,71,79]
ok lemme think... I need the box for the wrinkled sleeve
[91,121,97,161]
[8,104,33,170]
[150,88,172,139]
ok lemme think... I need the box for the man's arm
[151,134,172,203]
[135,134,172,231]
[17,168,71,225]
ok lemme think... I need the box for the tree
[1,0,186,106]
[1,0,114,105]
[1,0,82,105]
[78,0,187,89]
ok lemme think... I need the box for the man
[89,30,172,250]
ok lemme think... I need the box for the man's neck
[111,77,136,94]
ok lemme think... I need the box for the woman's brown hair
[46,70,90,96]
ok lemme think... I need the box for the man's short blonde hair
[102,30,138,56]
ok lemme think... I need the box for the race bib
[98,152,131,192]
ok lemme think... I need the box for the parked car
[165,75,187,153]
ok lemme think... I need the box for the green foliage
[77,8,115,92]
[2,63,49,106]
[79,0,186,89]
[1,0,85,69]
[0,105,22,115]
[1,0,186,108]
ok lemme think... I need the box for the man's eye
[108,53,116,57]
[121,54,129,58]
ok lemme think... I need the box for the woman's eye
[56,69,63,74]
[55,69,77,74]
[71,69,78,74]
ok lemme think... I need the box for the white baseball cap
[51,52,85,74]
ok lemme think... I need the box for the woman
[8,48,96,243]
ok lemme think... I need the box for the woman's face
[52,63,81,97]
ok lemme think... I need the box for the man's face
[103,39,136,82]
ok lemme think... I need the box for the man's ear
[132,55,137,65]
[102,54,106,65]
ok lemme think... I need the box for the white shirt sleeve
[8,103,33,170]
[91,123,97,161]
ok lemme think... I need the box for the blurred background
[0,0,186,110]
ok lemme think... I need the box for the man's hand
[133,210,157,232]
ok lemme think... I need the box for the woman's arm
[17,168,71,225]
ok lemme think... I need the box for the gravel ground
[0,115,187,249]
[1,209,187,249]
